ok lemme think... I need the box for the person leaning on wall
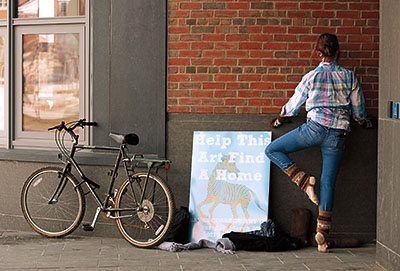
[264,33,373,253]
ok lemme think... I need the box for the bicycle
[20,119,175,248]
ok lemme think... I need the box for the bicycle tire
[21,166,85,237]
[115,172,175,248]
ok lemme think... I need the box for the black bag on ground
[222,231,301,252]
[164,206,190,244]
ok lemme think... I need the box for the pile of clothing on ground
[157,207,306,254]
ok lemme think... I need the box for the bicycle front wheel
[21,167,85,237]
[115,172,175,248]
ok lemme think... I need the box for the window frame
[13,24,87,149]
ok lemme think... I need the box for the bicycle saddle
[109,132,139,145]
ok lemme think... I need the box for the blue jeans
[265,119,346,212]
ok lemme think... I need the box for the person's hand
[358,119,373,129]
[270,115,286,129]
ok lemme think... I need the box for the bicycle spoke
[115,172,174,247]
[21,167,85,237]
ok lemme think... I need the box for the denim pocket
[299,121,324,146]
[325,133,346,151]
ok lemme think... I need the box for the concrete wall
[0,161,121,237]
[377,0,400,270]
[91,0,166,156]
[167,114,377,242]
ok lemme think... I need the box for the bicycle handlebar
[48,119,97,131]
[48,121,65,131]
[83,121,97,127]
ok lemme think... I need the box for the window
[0,0,89,149]
[0,35,5,134]
[14,26,85,148]
[18,0,85,18]
[0,1,6,147]
[20,32,80,132]
[0,34,5,139]
[0,0,6,20]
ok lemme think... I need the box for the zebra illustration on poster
[197,155,266,232]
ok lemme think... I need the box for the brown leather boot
[284,163,319,205]
[315,210,332,253]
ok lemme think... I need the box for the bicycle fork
[48,165,72,204]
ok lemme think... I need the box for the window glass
[18,0,85,18]
[22,33,80,131]
[0,36,4,131]
[0,0,6,19]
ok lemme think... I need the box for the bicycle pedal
[82,223,94,231]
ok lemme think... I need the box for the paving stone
[0,230,384,271]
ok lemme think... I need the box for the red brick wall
[167,1,379,116]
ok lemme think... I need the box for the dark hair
[315,33,339,58]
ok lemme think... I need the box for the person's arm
[281,82,309,117]
[349,73,372,128]
[271,75,309,128]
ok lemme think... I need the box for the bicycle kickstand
[82,207,101,231]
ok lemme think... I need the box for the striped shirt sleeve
[280,74,310,117]
[349,72,367,122]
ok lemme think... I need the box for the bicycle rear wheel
[21,167,85,237]
[115,172,175,247]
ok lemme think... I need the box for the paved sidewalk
[0,230,385,271]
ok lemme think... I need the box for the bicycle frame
[50,140,139,218]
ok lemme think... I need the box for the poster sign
[189,131,271,242]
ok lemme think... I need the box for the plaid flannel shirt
[280,61,367,131]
